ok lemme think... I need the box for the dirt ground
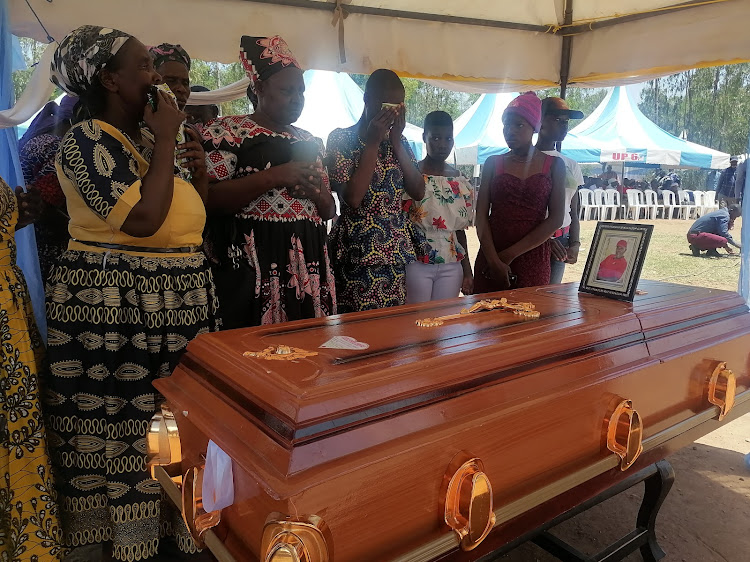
[494,413,750,562]
[464,219,749,561]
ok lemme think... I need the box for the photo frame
[579,222,653,301]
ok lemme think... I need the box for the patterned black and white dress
[44,119,219,561]
[201,115,336,328]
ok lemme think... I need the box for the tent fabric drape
[9,0,749,91]
[0,42,54,126]
[7,0,750,123]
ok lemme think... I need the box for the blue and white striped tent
[452,93,516,166]
[566,86,730,169]
[451,92,601,168]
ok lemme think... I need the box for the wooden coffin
[150,281,750,562]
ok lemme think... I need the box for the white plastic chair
[678,189,699,219]
[662,190,678,219]
[578,188,598,220]
[625,189,646,220]
[592,188,606,220]
[701,190,719,215]
[643,189,664,219]
[691,191,704,217]
[601,189,620,220]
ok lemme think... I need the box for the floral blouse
[404,175,474,264]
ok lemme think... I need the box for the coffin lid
[177,282,748,447]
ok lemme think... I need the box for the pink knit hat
[503,92,542,132]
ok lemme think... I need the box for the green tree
[189,60,250,117]
[12,37,60,102]
[639,66,750,156]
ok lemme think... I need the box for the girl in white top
[404,111,475,302]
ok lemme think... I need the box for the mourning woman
[19,96,76,282]
[45,25,218,560]
[404,111,474,302]
[326,69,427,312]
[149,43,191,111]
[201,35,336,328]
[474,92,565,290]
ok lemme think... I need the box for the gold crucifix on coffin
[415,298,541,328]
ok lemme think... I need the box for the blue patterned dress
[326,125,429,313]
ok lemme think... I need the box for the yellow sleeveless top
[56,119,205,257]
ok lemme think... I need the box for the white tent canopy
[451,93,516,166]
[9,0,750,93]
[296,70,365,145]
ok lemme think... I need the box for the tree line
[639,65,750,157]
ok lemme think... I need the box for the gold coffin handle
[444,457,496,551]
[261,514,330,562]
[606,399,643,471]
[708,362,736,421]
[181,465,221,549]
[146,404,182,483]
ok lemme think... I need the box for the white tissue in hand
[202,440,234,512]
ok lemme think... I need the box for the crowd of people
[0,25,590,561]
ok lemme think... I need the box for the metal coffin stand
[147,281,750,562]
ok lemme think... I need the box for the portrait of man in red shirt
[596,239,629,282]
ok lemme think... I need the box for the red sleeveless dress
[474,154,554,291]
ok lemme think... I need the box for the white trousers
[406,261,464,304]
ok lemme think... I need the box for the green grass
[465,218,743,292]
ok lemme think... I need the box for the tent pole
[239,0,716,35]
[739,130,750,303]
[240,0,550,32]
[559,0,574,99]
[565,0,727,34]
[556,0,574,152]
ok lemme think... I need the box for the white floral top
[403,175,474,264]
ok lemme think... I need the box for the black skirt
[43,249,219,561]
[206,216,336,329]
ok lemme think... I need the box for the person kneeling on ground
[687,204,742,257]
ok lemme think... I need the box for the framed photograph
[579,222,653,301]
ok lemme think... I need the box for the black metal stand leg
[496,461,677,562]
[636,460,675,562]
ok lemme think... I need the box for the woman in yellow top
[45,26,218,561]
[0,177,65,559]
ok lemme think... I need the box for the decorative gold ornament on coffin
[261,514,331,562]
[146,404,182,484]
[442,455,496,551]
[606,399,643,471]
[181,465,221,549]
[416,298,540,327]
[244,345,319,361]
[707,362,736,421]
